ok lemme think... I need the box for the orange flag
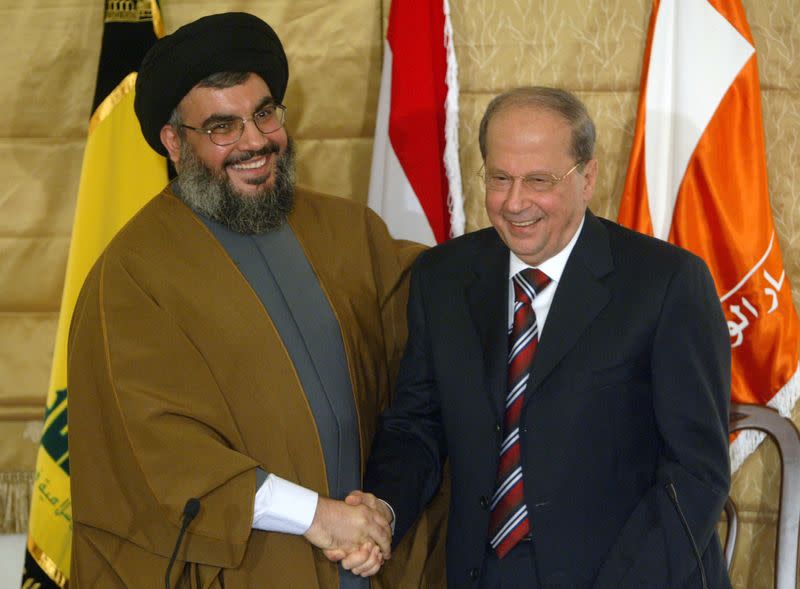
[618,0,800,470]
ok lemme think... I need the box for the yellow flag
[23,2,166,586]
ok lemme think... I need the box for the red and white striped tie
[488,268,550,557]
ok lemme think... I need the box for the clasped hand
[303,490,393,577]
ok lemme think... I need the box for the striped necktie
[488,267,551,557]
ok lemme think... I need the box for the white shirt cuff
[378,498,396,535]
[252,473,318,535]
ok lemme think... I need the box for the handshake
[303,490,393,577]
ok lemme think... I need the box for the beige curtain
[2,1,797,587]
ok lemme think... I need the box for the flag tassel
[442,0,464,238]
[730,362,800,472]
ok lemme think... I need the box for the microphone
[665,482,707,589]
[165,498,201,589]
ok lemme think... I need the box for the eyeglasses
[181,103,287,146]
[478,161,583,193]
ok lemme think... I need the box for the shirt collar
[508,214,585,283]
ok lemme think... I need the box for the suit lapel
[527,211,614,396]
[465,230,510,420]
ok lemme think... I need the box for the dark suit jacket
[365,211,732,588]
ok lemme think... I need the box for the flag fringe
[1,471,33,534]
[730,361,800,473]
[27,536,68,588]
[88,73,137,134]
[442,0,464,238]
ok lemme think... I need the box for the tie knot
[513,268,551,302]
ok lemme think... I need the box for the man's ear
[160,124,182,165]
[580,158,599,205]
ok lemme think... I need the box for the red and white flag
[618,0,800,470]
[368,0,463,245]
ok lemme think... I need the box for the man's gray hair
[478,86,596,164]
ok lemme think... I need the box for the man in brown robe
[67,12,445,589]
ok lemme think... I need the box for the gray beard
[175,138,296,234]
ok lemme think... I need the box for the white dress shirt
[252,474,318,534]
[507,217,585,333]
[252,474,396,535]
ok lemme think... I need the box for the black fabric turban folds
[134,12,289,156]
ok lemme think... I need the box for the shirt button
[479,495,490,509]
[495,423,501,433]
[468,567,480,581]
[520,426,527,433]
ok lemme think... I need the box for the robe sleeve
[363,208,425,403]
[69,251,259,570]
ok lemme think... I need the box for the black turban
[134,12,289,156]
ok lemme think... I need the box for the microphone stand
[665,482,708,589]
[165,498,201,589]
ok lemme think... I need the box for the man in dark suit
[357,87,732,588]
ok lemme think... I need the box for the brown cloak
[68,186,447,588]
